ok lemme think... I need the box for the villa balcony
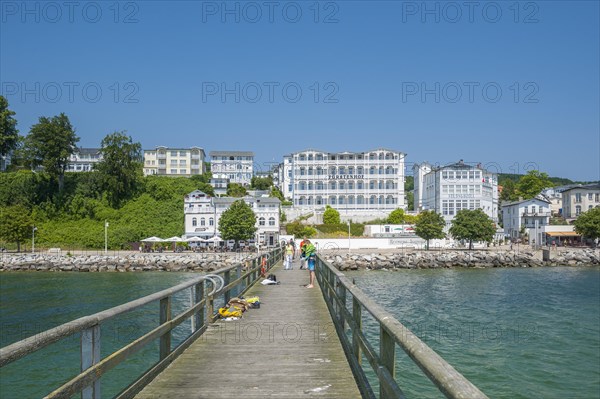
[521,212,551,217]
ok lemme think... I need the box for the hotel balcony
[521,212,551,217]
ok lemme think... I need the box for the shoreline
[1,248,599,272]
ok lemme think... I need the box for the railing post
[235,265,242,297]
[337,283,346,326]
[207,281,215,322]
[352,295,362,366]
[81,324,101,399]
[380,326,396,399]
[191,282,204,333]
[224,270,231,304]
[251,258,257,284]
[159,296,172,360]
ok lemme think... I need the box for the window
[589,205,593,210]
[192,218,197,226]
[348,166,354,174]
[357,195,364,204]
[171,151,177,156]
[357,181,364,189]
[308,181,314,190]
[369,153,376,160]
[357,166,364,174]
[316,196,323,205]
[299,154,306,161]
[209,218,214,226]
[348,181,354,190]
[369,195,376,204]
[308,154,313,161]
[180,169,186,174]
[339,181,345,190]
[200,218,206,226]
[575,193,582,203]
[378,167,384,175]
[316,167,323,175]
[316,181,324,190]
[330,166,336,175]
[269,217,276,226]
[369,167,376,175]
[179,151,186,157]
[330,181,337,190]
[339,196,345,205]
[299,182,306,190]
[596,194,600,202]
[171,160,177,165]
[378,152,384,160]
[329,196,336,205]
[170,169,177,174]
[288,184,293,192]
[300,167,305,176]
[369,181,375,189]
[308,167,313,175]
[316,154,323,161]
[576,205,582,216]
[348,196,354,204]
[259,217,266,226]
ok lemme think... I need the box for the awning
[545,232,581,237]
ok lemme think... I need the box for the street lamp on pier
[32,226,37,254]
[104,220,109,255]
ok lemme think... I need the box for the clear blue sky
[1,1,599,181]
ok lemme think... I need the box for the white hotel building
[209,151,254,187]
[413,160,499,227]
[143,146,206,177]
[277,148,406,220]
[184,190,281,246]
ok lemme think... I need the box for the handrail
[0,247,283,399]
[315,255,489,399]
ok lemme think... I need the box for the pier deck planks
[135,259,362,399]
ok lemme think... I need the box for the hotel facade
[277,148,406,219]
[143,146,206,177]
[413,160,499,227]
[209,151,254,187]
[184,190,281,246]
[66,148,103,172]
[561,184,600,221]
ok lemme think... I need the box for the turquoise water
[1,268,599,398]
[348,267,600,399]
[0,272,198,398]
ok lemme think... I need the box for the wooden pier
[135,259,362,398]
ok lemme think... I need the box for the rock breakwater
[0,253,258,272]
[324,249,600,270]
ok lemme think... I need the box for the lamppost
[32,226,37,254]
[347,220,351,255]
[104,220,109,255]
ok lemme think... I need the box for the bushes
[286,221,317,238]
[315,223,364,236]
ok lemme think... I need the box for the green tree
[515,170,554,199]
[323,205,341,224]
[96,132,142,208]
[270,186,285,202]
[0,205,33,252]
[406,191,414,211]
[387,208,406,224]
[226,183,248,197]
[0,95,20,167]
[24,113,79,193]
[251,176,273,190]
[218,199,257,241]
[499,178,518,202]
[286,221,316,238]
[414,210,446,250]
[573,207,600,242]
[449,209,496,250]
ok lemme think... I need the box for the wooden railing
[0,247,282,399]
[315,255,489,399]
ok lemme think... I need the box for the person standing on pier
[284,240,294,270]
[299,236,309,269]
[304,240,317,288]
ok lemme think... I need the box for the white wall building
[184,191,281,246]
[501,198,551,245]
[209,151,254,186]
[412,162,432,212]
[414,160,499,227]
[66,148,103,172]
[1,153,12,171]
[144,146,206,177]
[561,184,600,221]
[278,148,406,221]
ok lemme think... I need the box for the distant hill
[498,173,596,187]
